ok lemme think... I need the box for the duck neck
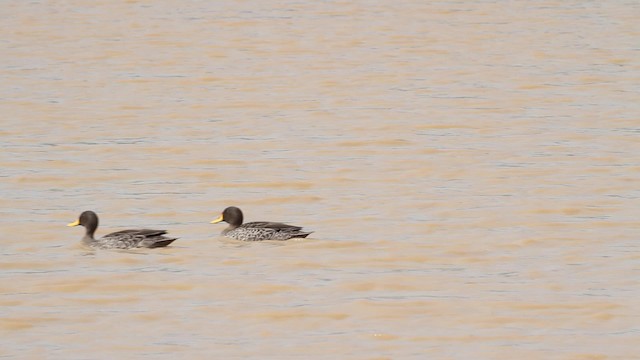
[223,224,239,234]
[82,235,96,245]
[83,224,97,241]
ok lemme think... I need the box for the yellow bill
[210,215,223,224]
[67,220,80,227]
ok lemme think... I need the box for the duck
[210,206,312,241]
[67,210,177,249]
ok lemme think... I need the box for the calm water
[1,1,639,359]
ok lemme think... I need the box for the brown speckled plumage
[211,206,312,241]
[68,211,177,249]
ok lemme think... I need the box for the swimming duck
[210,206,312,241]
[67,210,177,249]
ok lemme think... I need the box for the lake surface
[1,1,639,359]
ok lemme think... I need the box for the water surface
[1,1,639,359]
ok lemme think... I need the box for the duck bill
[67,220,80,227]
[210,215,224,224]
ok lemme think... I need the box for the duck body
[211,206,312,241]
[86,229,177,249]
[68,211,177,249]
